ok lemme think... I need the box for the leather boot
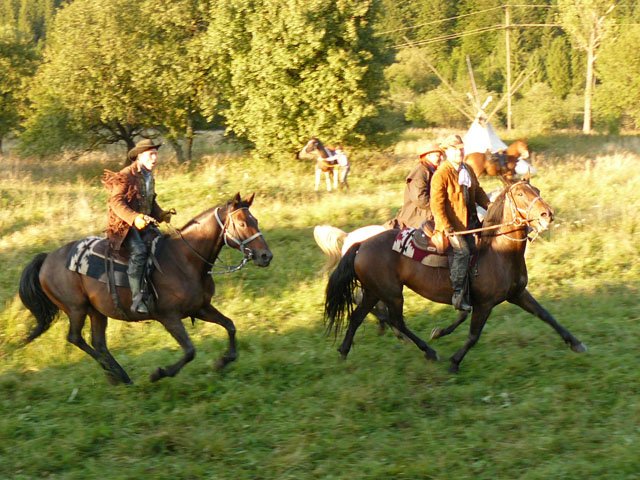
[449,250,472,312]
[127,260,148,314]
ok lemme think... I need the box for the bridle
[214,206,264,256]
[170,205,264,275]
[454,181,548,243]
[498,181,547,242]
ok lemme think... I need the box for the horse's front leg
[193,304,238,370]
[315,167,321,191]
[508,289,587,353]
[449,306,492,373]
[430,310,470,340]
[150,316,195,382]
[325,171,332,192]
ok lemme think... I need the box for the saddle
[66,236,163,288]
[391,226,449,268]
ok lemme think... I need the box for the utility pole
[505,5,512,131]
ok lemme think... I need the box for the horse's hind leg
[315,168,321,191]
[509,289,586,353]
[338,290,377,359]
[386,298,439,361]
[325,171,332,192]
[150,317,195,382]
[430,311,470,340]
[66,308,130,383]
[449,306,492,373]
[88,309,132,385]
[194,304,238,370]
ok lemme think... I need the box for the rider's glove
[134,214,152,230]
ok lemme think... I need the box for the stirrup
[452,292,472,312]
[131,293,149,314]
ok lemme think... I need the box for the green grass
[1,132,639,479]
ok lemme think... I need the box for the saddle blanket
[66,236,162,287]
[391,228,448,268]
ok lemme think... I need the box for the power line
[394,25,506,48]
[377,4,559,37]
[377,6,503,36]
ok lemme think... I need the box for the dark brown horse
[324,181,586,373]
[19,193,272,384]
[465,139,532,180]
[297,137,338,191]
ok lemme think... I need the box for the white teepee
[463,114,507,155]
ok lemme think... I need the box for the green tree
[0,29,38,152]
[545,36,572,99]
[596,27,640,128]
[557,0,616,133]
[22,0,210,159]
[204,0,389,157]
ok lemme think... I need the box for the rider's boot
[128,257,148,314]
[450,254,472,312]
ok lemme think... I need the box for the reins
[452,182,544,242]
[166,206,263,275]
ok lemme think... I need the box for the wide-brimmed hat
[440,134,464,150]
[128,139,162,161]
[418,142,444,160]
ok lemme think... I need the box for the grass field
[1,131,639,479]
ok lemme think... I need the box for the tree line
[1,0,639,160]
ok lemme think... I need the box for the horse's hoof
[150,367,165,382]
[425,350,439,362]
[571,342,587,353]
[430,327,442,340]
[448,362,460,374]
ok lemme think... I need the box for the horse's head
[222,193,273,267]
[297,137,323,160]
[505,181,554,233]
[509,139,530,160]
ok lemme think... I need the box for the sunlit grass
[1,132,639,479]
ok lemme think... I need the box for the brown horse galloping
[465,139,531,180]
[324,181,585,373]
[19,193,272,384]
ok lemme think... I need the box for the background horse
[297,137,338,191]
[19,193,272,384]
[465,139,535,180]
[324,181,586,373]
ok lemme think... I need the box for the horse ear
[244,193,255,206]
[233,192,241,204]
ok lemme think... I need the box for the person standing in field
[387,142,444,230]
[431,134,490,312]
[102,139,175,314]
[327,145,351,190]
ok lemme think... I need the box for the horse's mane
[479,185,508,248]
[178,198,251,234]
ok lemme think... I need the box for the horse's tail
[324,243,360,338]
[313,225,347,273]
[19,253,59,343]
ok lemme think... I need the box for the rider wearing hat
[102,139,175,313]
[388,142,444,229]
[431,134,490,312]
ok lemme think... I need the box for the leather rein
[453,182,546,242]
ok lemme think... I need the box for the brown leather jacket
[431,160,490,233]
[102,161,164,250]
[390,162,437,229]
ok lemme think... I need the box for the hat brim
[419,149,443,159]
[128,143,162,160]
